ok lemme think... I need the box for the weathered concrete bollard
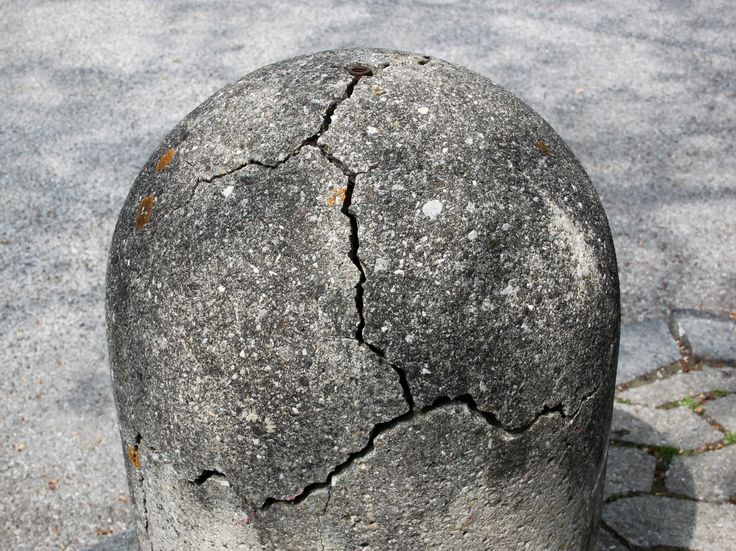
[107,48,619,550]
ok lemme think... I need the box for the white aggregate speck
[422,199,443,219]
[374,258,390,272]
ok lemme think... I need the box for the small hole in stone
[347,64,373,77]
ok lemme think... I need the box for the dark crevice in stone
[604,490,653,504]
[428,393,568,434]
[318,487,332,551]
[340,170,365,342]
[302,61,422,421]
[303,61,417,416]
[192,469,227,486]
[132,433,153,551]
[259,406,415,513]
[362,341,415,410]
[318,75,361,136]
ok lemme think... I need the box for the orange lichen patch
[127,444,141,469]
[534,140,551,155]
[134,195,155,232]
[156,148,175,173]
[326,186,348,207]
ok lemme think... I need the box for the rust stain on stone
[127,444,141,469]
[534,140,551,155]
[156,148,175,173]
[135,195,155,232]
[327,186,347,207]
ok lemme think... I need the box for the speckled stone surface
[107,48,619,549]
[320,56,620,427]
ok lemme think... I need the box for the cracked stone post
[106,48,620,550]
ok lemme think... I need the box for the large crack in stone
[255,391,590,521]
[251,381,603,519]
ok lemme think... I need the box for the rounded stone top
[106,48,619,511]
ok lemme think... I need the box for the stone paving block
[84,530,138,551]
[705,394,736,431]
[672,310,736,362]
[597,528,627,551]
[602,495,736,550]
[618,366,736,406]
[604,446,655,499]
[616,319,681,384]
[610,403,723,449]
[667,445,736,502]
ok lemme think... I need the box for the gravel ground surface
[1,1,734,549]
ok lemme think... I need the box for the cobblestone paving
[599,311,736,550]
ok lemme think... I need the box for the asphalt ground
[1,1,734,549]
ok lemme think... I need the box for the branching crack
[167,69,367,219]
[258,393,570,515]
[307,61,417,413]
